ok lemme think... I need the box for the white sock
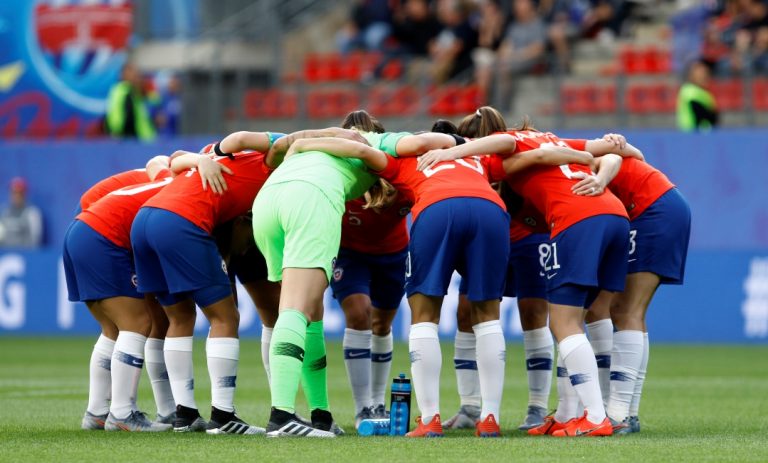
[207,337,239,413]
[164,336,197,410]
[473,320,505,420]
[87,335,115,415]
[523,327,554,409]
[261,326,273,386]
[559,333,606,424]
[371,332,393,407]
[409,322,441,422]
[554,352,581,423]
[586,319,613,405]
[606,330,644,422]
[144,338,176,417]
[629,332,650,416]
[454,331,481,407]
[110,331,147,419]
[343,328,373,413]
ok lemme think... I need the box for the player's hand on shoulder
[571,172,605,196]
[602,133,626,150]
[198,156,233,195]
[417,148,453,171]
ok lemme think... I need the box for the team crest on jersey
[333,267,344,282]
[349,216,362,226]
[399,207,411,216]
[524,217,537,227]
[131,274,138,288]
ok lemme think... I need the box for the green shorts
[252,181,343,282]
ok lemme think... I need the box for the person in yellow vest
[677,60,719,132]
[106,63,157,140]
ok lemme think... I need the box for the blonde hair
[364,178,398,210]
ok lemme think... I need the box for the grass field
[0,338,766,462]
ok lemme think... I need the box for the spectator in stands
[336,0,394,54]
[494,0,547,108]
[105,63,156,141]
[677,60,719,131]
[751,26,768,72]
[0,177,43,248]
[539,0,576,72]
[580,0,629,44]
[154,72,182,137]
[429,0,479,83]
[471,0,507,96]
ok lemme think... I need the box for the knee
[371,312,393,336]
[344,303,371,330]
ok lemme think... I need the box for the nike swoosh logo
[575,425,603,436]
[455,361,475,368]
[348,210,362,215]
[547,273,557,280]
[348,351,368,358]
[628,258,637,262]
[529,361,547,368]
[539,272,545,277]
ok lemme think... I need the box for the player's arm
[287,137,389,171]
[417,133,517,171]
[571,154,623,196]
[502,146,594,176]
[265,127,368,168]
[169,151,233,194]
[394,133,456,157]
[145,155,171,181]
[217,131,272,156]
[583,136,644,161]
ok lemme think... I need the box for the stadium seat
[710,79,744,111]
[752,79,768,111]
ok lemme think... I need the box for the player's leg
[585,291,615,406]
[370,306,397,417]
[143,295,176,424]
[470,298,505,437]
[518,297,553,429]
[606,272,658,429]
[444,292,482,430]
[83,302,117,429]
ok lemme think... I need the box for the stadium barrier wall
[1,130,767,343]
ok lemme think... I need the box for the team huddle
[64,106,691,438]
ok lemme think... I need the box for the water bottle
[357,418,390,436]
[389,373,412,436]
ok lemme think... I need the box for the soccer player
[419,106,639,437]
[564,135,691,433]
[292,135,592,438]
[65,157,174,432]
[130,134,285,435]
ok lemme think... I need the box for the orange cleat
[475,414,502,437]
[405,414,444,438]
[551,411,613,437]
[527,414,571,436]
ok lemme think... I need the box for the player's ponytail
[363,179,398,211]
[341,110,385,133]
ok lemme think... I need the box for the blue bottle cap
[399,373,406,378]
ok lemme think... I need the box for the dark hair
[341,110,385,133]
[430,119,458,134]
[457,106,537,137]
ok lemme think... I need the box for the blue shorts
[331,247,407,309]
[407,198,510,302]
[629,188,691,284]
[131,207,231,307]
[546,215,630,307]
[63,220,142,302]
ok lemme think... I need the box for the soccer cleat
[527,414,571,436]
[518,405,548,430]
[104,410,172,432]
[265,408,335,438]
[311,409,345,436]
[354,406,374,430]
[628,415,641,433]
[372,403,389,419]
[609,417,632,435]
[81,411,108,430]
[552,411,613,437]
[206,407,265,435]
[475,414,502,437]
[155,411,176,425]
[173,405,207,432]
[443,404,480,430]
[405,414,444,438]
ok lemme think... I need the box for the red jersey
[375,155,507,221]
[143,153,271,234]
[340,197,412,254]
[563,140,675,220]
[77,171,172,249]
[80,169,149,210]
[501,130,627,237]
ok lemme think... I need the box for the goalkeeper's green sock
[301,320,329,411]
[269,310,308,413]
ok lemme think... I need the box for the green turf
[0,338,766,463]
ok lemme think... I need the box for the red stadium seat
[752,79,768,111]
[710,79,744,111]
